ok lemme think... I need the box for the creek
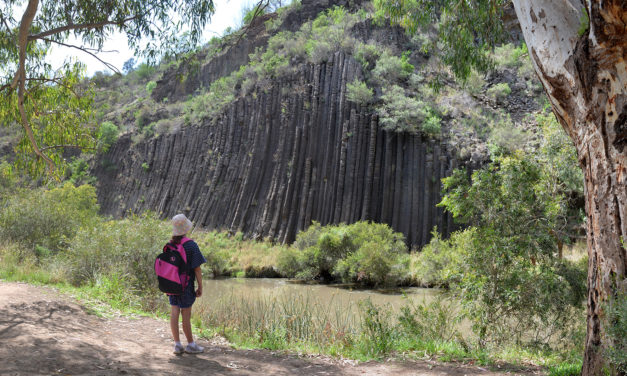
[193,278,468,337]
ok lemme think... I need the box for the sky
[45,0,255,76]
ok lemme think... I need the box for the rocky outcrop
[95,51,467,247]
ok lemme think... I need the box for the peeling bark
[513,1,626,374]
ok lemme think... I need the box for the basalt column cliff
[94,0,470,248]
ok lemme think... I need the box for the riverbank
[1,280,545,376]
[0,185,584,375]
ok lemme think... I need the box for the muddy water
[197,278,444,315]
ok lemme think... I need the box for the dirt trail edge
[0,281,541,376]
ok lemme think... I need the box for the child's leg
[181,307,193,343]
[170,305,181,343]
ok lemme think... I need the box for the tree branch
[40,144,96,152]
[17,0,56,173]
[223,0,270,54]
[40,37,121,74]
[27,16,138,41]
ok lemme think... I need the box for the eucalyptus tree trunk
[512,1,626,374]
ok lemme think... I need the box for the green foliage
[346,79,374,105]
[578,8,589,36]
[358,299,394,356]
[463,69,486,95]
[409,229,471,287]
[0,63,97,178]
[184,75,237,123]
[487,113,529,155]
[438,155,587,344]
[486,82,511,101]
[63,212,170,291]
[398,297,459,342]
[97,121,119,153]
[605,291,627,373]
[134,63,156,80]
[354,42,382,71]
[548,362,583,376]
[372,51,414,84]
[492,43,528,69]
[67,157,97,186]
[286,221,408,286]
[536,108,583,195]
[378,85,439,136]
[375,0,509,82]
[145,81,157,95]
[0,183,99,254]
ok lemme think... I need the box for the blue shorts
[169,287,196,308]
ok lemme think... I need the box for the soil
[0,281,543,376]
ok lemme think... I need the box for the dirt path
[0,281,542,376]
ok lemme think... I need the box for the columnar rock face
[95,51,466,248]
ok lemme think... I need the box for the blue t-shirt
[182,239,206,291]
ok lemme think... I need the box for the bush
[492,43,527,69]
[438,157,587,345]
[67,157,97,186]
[409,229,472,287]
[372,51,414,84]
[346,79,374,105]
[398,297,459,342]
[358,299,394,356]
[0,183,99,253]
[63,212,170,290]
[378,85,431,135]
[134,63,156,80]
[289,221,409,286]
[145,81,157,95]
[486,82,511,101]
[184,75,236,123]
[98,121,118,153]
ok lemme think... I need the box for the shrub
[487,114,529,155]
[492,43,527,69]
[184,75,236,123]
[439,156,587,345]
[372,51,414,84]
[0,183,99,253]
[486,82,511,101]
[67,157,97,186]
[358,299,394,357]
[378,85,430,134]
[97,121,118,153]
[63,212,169,290]
[145,81,157,95]
[409,229,472,287]
[346,79,374,105]
[398,297,459,342]
[354,42,381,70]
[289,221,408,286]
[422,111,441,137]
[463,69,486,95]
[134,63,156,80]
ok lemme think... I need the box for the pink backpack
[154,237,191,295]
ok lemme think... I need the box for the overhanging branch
[27,16,138,41]
[40,37,121,74]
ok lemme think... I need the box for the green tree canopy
[0,0,214,177]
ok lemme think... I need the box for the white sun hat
[172,214,193,236]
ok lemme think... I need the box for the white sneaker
[173,343,185,355]
[185,342,204,354]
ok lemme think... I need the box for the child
[168,213,206,355]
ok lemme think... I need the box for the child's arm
[194,267,203,297]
